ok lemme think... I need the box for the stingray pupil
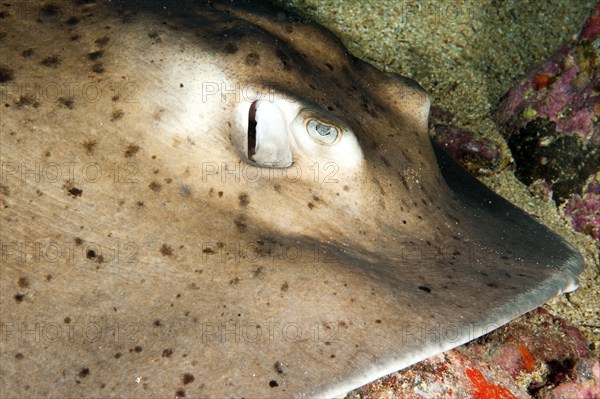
[248,100,258,158]
[316,123,333,136]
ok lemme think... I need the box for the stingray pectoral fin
[431,139,584,291]
[303,145,586,398]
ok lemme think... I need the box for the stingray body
[0,1,583,397]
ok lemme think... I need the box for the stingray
[0,1,583,397]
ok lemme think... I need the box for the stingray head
[214,3,582,282]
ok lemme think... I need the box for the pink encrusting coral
[431,124,506,175]
[496,4,600,149]
[564,173,600,240]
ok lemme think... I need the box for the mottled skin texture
[0,1,583,398]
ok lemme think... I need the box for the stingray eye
[306,119,340,144]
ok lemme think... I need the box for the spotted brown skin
[0,1,583,398]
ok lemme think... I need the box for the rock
[496,4,600,203]
[430,122,508,175]
[563,172,600,240]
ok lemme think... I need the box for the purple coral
[564,173,600,240]
[496,4,600,202]
[497,4,600,149]
[431,124,505,175]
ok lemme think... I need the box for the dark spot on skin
[46,274,52,281]
[0,11,7,19]
[40,56,61,67]
[238,193,249,207]
[15,94,39,108]
[307,202,314,209]
[68,187,83,197]
[133,345,142,353]
[149,181,161,192]
[162,349,173,357]
[64,317,71,323]
[78,368,90,378]
[83,140,96,155]
[160,244,173,256]
[92,62,105,73]
[65,16,79,25]
[14,294,24,303]
[234,215,247,233]
[17,277,29,288]
[224,43,238,54]
[110,110,123,121]
[94,36,110,46]
[0,66,13,82]
[58,97,74,109]
[275,48,291,70]
[269,380,279,388]
[148,31,159,39]
[88,50,103,60]
[114,352,122,359]
[175,389,186,397]
[418,285,432,293]
[15,353,24,360]
[40,3,60,16]
[182,373,194,385]
[21,49,34,58]
[86,249,96,259]
[274,361,284,374]
[218,191,223,197]
[375,319,382,324]
[253,267,263,277]
[245,52,260,66]
[153,319,161,327]
[124,144,139,157]
[70,34,80,41]
[229,277,240,285]
[280,282,288,291]
[487,283,498,288]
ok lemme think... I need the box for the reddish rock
[564,172,600,240]
[431,124,507,175]
[348,309,598,399]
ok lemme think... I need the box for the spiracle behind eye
[307,119,339,144]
